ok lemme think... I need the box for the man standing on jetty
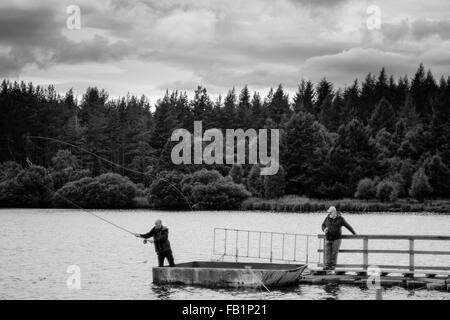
[321,206,356,270]
[135,219,175,267]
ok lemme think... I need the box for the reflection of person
[135,219,175,267]
[321,206,356,270]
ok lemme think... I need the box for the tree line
[1,63,450,208]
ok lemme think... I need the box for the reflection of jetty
[299,269,450,292]
[153,229,450,293]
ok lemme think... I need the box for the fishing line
[25,160,136,236]
[26,135,193,210]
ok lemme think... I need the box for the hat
[327,206,337,214]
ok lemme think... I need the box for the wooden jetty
[311,234,450,292]
[212,228,450,292]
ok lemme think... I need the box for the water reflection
[151,284,174,300]
[323,283,340,300]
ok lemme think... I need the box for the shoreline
[240,197,450,214]
[2,196,449,214]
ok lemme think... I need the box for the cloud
[151,9,218,47]
[301,48,418,84]
[382,19,450,43]
[0,3,135,76]
[52,35,133,64]
[0,7,61,47]
[2,0,450,100]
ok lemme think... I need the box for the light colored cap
[327,206,337,214]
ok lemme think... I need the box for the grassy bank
[133,195,450,213]
[241,196,450,214]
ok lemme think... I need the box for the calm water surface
[0,209,449,300]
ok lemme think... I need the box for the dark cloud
[411,19,450,40]
[0,7,61,46]
[52,35,133,64]
[0,51,23,76]
[81,4,135,34]
[0,4,133,75]
[383,19,450,42]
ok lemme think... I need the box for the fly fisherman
[321,206,356,271]
[135,219,175,267]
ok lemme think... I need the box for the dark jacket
[321,214,356,241]
[140,226,172,253]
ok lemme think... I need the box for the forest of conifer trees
[1,63,450,209]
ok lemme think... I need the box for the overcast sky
[2,0,450,102]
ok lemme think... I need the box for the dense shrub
[247,164,264,197]
[229,164,244,184]
[143,165,157,188]
[409,167,432,202]
[0,161,22,182]
[0,165,54,207]
[50,167,91,190]
[263,166,286,199]
[376,179,399,202]
[354,178,377,199]
[147,170,189,209]
[189,178,251,210]
[51,149,79,171]
[53,177,94,206]
[387,173,406,197]
[422,154,450,197]
[0,179,26,207]
[181,169,250,209]
[54,173,137,208]
[183,169,223,186]
[314,181,348,200]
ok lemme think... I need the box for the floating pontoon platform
[152,261,308,288]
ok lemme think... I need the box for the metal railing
[213,228,317,264]
[317,234,450,272]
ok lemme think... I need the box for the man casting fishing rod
[135,219,175,267]
[321,206,356,271]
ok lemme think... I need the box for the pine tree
[326,118,379,197]
[191,86,214,128]
[293,80,315,114]
[282,112,331,196]
[150,92,178,151]
[320,91,344,132]
[359,73,377,122]
[369,97,396,134]
[315,78,333,116]
[399,94,419,128]
[250,92,264,128]
[236,85,252,129]
[267,84,290,125]
[221,88,237,129]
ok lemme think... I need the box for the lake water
[1,209,449,300]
